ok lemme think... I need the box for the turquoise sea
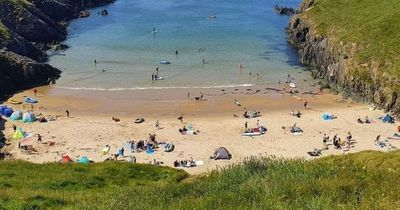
[49,0,308,90]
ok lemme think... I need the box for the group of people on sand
[357,116,372,124]
[321,132,353,151]
[187,92,205,101]
[174,157,195,168]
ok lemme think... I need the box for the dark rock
[274,5,295,15]
[0,0,116,99]
[0,50,61,97]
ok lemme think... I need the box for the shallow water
[49,0,307,90]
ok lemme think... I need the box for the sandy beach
[2,85,400,175]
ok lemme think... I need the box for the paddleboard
[160,60,171,64]
[24,97,38,104]
[102,146,110,155]
[9,100,22,105]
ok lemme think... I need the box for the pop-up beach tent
[22,112,36,123]
[10,111,23,121]
[60,155,73,163]
[211,147,231,160]
[383,114,394,123]
[77,156,90,164]
[12,128,26,139]
[2,107,13,117]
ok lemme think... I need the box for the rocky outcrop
[0,0,116,99]
[286,0,400,114]
[274,5,295,15]
[0,50,61,97]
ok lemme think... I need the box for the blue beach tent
[383,114,394,123]
[22,112,36,123]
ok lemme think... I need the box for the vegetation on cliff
[1,151,400,209]
[0,21,9,40]
[303,0,400,87]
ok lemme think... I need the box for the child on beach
[178,115,183,123]
[155,120,160,129]
[37,134,42,144]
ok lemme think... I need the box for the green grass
[1,151,400,209]
[0,162,188,209]
[303,0,400,87]
[2,0,32,7]
[0,21,10,40]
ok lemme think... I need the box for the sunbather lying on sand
[290,110,302,118]
[174,158,195,168]
[112,117,120,122]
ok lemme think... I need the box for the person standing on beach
[245,121,248,130]
[200,92,203,100]
[37,134,42,144]
[33,88,37,97]
[202,59,205,64]
[156,67,159,76]
[322,134,328,150]
[155,120,160,129]
[188,92,190,99]
[66,110,70,118]
[152,73,155,81]
[12,124,16,132]
[176,50,179,55]
[304,100,308,110]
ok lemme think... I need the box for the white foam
[55,84,254,91]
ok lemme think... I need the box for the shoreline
[2,84,400,175]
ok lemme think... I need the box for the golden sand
[2,85,399,174]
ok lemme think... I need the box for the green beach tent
[12,128,26,139]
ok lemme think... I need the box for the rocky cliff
[287,0,400,114]
[0,0,115,98]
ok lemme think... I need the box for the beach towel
[19,137,33,144]
[195,160,204,166]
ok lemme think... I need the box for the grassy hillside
[0,162,188,209]
[1,151,400,209]
[303,0,400,85]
